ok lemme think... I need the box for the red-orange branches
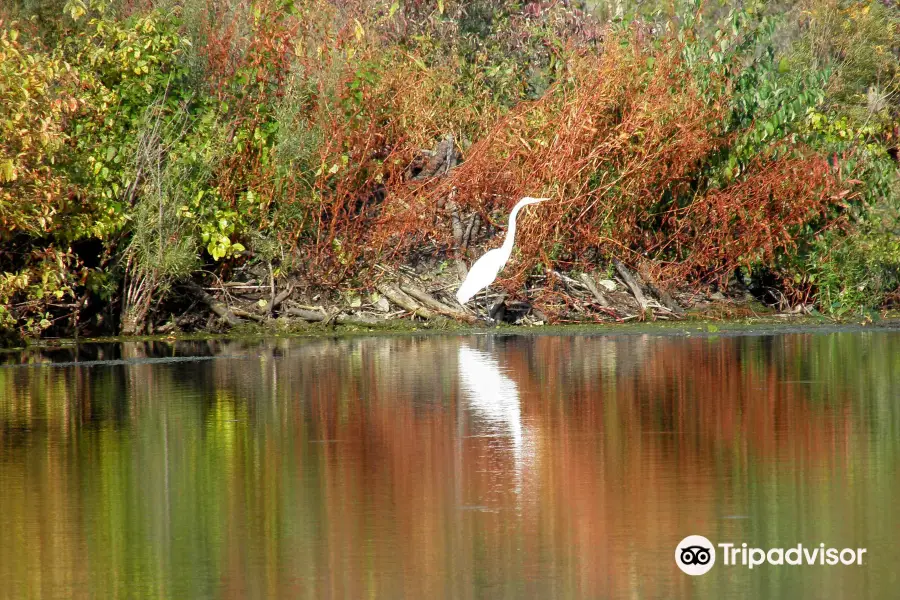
[362,30,850,299]
[197,0,299,104]
[370,34,725,253]
[294,44,493,279]
[665,155,843,283]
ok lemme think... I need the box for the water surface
[1,330,898,599]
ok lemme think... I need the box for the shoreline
[6,313,899,352]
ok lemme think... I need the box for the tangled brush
[367,29,849,305]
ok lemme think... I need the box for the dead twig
[184,281,240,327]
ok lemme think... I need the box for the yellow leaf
[0,159,15,182]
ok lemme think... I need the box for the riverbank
[96,257,897,338]
[3,250,898,350]
[6,310,898,354]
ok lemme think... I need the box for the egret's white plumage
[455,197,548,306]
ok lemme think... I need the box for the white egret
[455,197,548,313]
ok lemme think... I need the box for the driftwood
[613,260,650,311]
[376,283,439,320]
[217,282,268,289]
[400,280,475,323]
[637,265,684,314]
[185,281,240,326]
[579,272,611,307]
[284,307,392,327]
[271,284,295,311]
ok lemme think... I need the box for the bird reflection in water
[457,345,534,497]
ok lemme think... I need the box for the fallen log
[184,281,240,327]
[613,260,649,311]
[376,283,439,320]
[400,280,475,323]
[579,272,611,307]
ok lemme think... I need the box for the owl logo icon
[675,535,716,575]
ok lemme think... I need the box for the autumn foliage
[368,32,849,293]
[0,0,896,338]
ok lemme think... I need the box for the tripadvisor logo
[675,536,867,575]
[675,535,716,576]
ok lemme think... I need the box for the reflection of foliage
[1,334,898,596]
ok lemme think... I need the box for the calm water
[1,329,899,599]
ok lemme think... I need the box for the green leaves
[206,234,244,262]
[64,0,87,21]
[181,188,250,262]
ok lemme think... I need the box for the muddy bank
[8,290,900,354]
[4,318,899,361]
[4,251,895,350]
[121,257,891,337]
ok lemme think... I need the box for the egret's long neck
[499,203,525,259]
